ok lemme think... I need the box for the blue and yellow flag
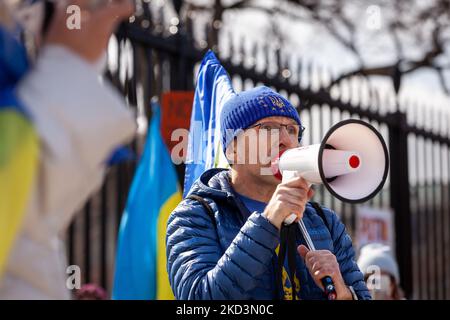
[0,26,39,277]
[183,50,235,197]
[113,104,181,300]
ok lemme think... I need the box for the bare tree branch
[327,65,395,88]
[183,0,450,96]
[436,67,450,95]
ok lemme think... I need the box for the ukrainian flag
[113,104,181,300]
[183,50,235,197]
[0,26,39,278]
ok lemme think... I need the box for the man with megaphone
[167,86,371,300]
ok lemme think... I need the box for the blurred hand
[44,0,134,63]
[298,245,352,300]
[262,177,314,230]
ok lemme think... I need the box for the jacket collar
[186,168,250,223]
[186,168,233,199]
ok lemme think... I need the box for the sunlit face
[226,116,303,186]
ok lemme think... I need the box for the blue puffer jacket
[166,168,370,300]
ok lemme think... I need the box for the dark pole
[388,64,413,298]
[388,111,413,298]
[170,0,196,185]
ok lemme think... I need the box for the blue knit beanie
[220,86,301,150]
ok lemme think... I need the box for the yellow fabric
[156,191,182,300]
[275,245,301,300]
[0,110,38,277]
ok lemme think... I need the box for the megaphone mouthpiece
[270,149,286,181]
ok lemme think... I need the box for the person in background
[0,0,136,299]
[75,284,108,300]
[357,243,405,300]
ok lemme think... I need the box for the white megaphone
[271,119,389,225]
[271,118,389,300]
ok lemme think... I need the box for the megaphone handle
[280,171,336,299]
[282,171,312,225]
[298,219,337,300]
[321,276,337,300]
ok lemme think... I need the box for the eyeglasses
[248,122,306,142]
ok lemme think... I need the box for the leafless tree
[181,0,450,95]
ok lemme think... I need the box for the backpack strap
[277,202,332,300]
[278,223,298,300]
[309,201,331,232]
[186,194,217,228]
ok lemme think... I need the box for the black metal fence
[66,8,450,300]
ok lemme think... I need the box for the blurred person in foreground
[0,0,135,299]
[357,243,405,300]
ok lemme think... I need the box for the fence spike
[322,66,333,90]
[316,64,324,89]
[307,60,314,91]
[413,100,419,128]
[324,65,331,89]
[199,20,207,49]
[329,67,340,100]
[275,46,282,79]
[363,77,369,108]
[239,35,246,66]
[448,109,450,138]
[251,41,258,70]
[297,58,303,88]
[437,108,441,136]
[339,77,348,104]
[141,1,153,27]
[375,87,384,113]
[443,108,448,138]
[382,88,392,115]
[366,78,374,108]
[228,30,234,62]
[422,101,428,130]
[264,43,270,77]
[185,11,194,42]
[158,4,165,34]
[348,77,355,106]
[358,76,365,108]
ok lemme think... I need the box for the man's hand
[44,0,134,63]
[298,245,353,300]
[262,177,314,230]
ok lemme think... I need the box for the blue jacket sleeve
[166,199,279,300]
[321,207,371,300]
